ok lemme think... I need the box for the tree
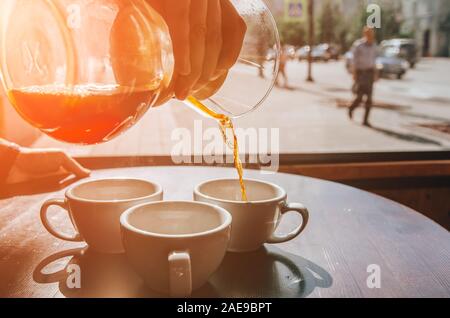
[347,1,404,47]
[348,2,368,45]
[336,17,352,52]
[317,0,339,44]
[316,0,352,52]
[378,3,403,42]
[439,12,450,57]
[277,20,306,46]
[306,0,314,82]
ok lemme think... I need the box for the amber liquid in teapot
[9,86,248,201]
[9,85,157,144]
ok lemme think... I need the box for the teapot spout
[183,96,229,122]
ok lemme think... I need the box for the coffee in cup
[40,178,163,254]
[194,179,309,253]
[120,201,232,297]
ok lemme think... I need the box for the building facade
[264,0,450,56]
[264,0,358,21]
[401,0,450,56]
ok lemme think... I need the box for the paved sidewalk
[33,58,450,156]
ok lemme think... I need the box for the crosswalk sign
[284,0,307,22]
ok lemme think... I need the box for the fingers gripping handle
[40,199,82,242]
[267,202,309,244]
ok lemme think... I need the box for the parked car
[377,45,410,79]
[285,45,297,60]
[381,39,419,68]
[297,44,340,62]
[296,45,311,61]
[345,46,409,79]
[311,44,332,62]
[317,43,340,60]
[266,45,296,62]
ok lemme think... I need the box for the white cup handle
[40,199,83,242]
[168,251,192,297]
[267,202,309,244]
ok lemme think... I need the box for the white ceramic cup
[120,201,232,297]
[40,178,163,254]
[194,179,309,253]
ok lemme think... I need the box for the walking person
[348,27,379,126]
[276,45,289,88]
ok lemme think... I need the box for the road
[34,58,450,157]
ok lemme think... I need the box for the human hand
[8,148,90,184]
[147,0,247,103]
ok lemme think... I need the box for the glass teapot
[0,0,280,145]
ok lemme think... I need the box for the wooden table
[1,167,449,298]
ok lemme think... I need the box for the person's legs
[277,63,286,87]
[258,59,265,78]
[363,92,373,126]
[349,92,363,119]
[363,73,374,126]
[275,71,281,87]
[281,69,288,87]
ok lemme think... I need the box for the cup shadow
[32,247,219,298]
[33,245,332,298]
[209,245,333,298]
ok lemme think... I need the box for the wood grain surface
[0,167,449,298]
